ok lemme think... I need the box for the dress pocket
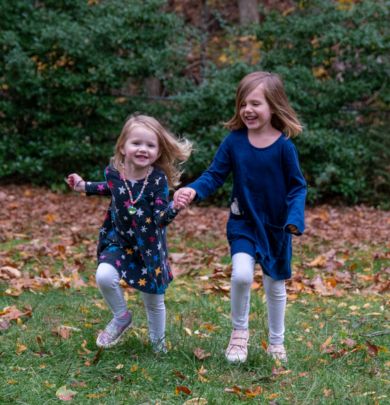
[264,223,290,258]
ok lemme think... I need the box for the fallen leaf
[321,336,333,351]
[245,386,262,398]
[16,343,27,355]
[308,255,327,268]
[193,347,211,360]
[366,341,379,357]
[56,385,77,401]
[86,392,106,399]
[0,266,21,279]
[224,385,242,395]
[183,398,208,405]
[173,370,186,380]
[175,385,191,395]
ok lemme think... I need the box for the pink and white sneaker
[96,313,132,348]
[225,329,249,363]
[267,344,288,362]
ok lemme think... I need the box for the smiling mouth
[245,116,258,121]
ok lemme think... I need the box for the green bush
[0,0,188,183]
[1,0,389,206]
[171,0,389,206]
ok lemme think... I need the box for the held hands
[66,173,85,192]
[173,187,196,210]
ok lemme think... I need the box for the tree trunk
[237,0,259,25]
[144,77,161,98]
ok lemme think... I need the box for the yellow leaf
[321,336,333,351]
[184,327,192,336]
[16,343,27,355]
[308,255,327,267]
[183,398,208,405]
[312,66,329,79]
[130,364,138,372]
[44,213,57,223]
[245,386,262,398]
[218,54,228,64]
[86,392,106,399]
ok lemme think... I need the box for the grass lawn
[0,280,388,404]
[0,187,389,404]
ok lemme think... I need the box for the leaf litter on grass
[0,185,389,403]
[1,185,389,299]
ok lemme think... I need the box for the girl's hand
[66,173,85,192]
[286,224,299,235]
[173,187,196,209]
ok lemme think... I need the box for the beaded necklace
[122,166,152,215]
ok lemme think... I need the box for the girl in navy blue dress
[174,71,306,362]
[67,114,191,352]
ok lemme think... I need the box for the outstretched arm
[66,173,86,192]
[185,136,232,201]
[66,173,111,196]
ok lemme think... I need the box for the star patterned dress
[85,165,178,294]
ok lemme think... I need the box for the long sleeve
[282,142,307,235]
[85,181,112,196]
[187,136,232,200]
[152,174,178,227]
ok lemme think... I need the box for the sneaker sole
[225,353,248,363]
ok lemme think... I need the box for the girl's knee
[96,264,119,289]
[231,253,254,286]
[231,271,253,287]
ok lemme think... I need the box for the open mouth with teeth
[244,116,258,122]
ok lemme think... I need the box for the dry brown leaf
[175,385,191,395]
[0,266,21,280]
[193,347,211,360]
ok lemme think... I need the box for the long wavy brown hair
[111,114,192,188]
[225,71,302,137]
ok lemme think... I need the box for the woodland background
[1,0,389,205]
[0,1,389,404]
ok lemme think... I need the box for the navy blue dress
[85,165,178,294]
[188,129,307,280]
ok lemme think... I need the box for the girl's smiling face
[121,125,160,172]
[239,84,273,133]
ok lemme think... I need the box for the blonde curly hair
[111,114,192,188]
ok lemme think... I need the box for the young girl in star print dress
[174,71,307,363]
[67,114,192,352]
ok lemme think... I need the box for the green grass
[1,279,388,404]
[1,201,389,404]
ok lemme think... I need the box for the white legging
[231,252,286,345]
[95,263,165,344]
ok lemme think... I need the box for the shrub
[0,0,188,184]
